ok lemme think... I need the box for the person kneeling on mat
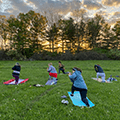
[12,62,21,85]
[47,63,57,80]
[68,67,89,107]
[94,64,105,83]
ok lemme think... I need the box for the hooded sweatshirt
[94,65,104,73]
[48,65,57,73]
[69,69,87,90]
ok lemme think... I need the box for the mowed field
[0,60,120,120]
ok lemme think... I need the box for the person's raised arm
[47,67,52,72]
[68,72,77,82]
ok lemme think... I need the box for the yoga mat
[68,91,95,107]
[45,79,57,85]
[3,78,29,85]
[92,78,111,83]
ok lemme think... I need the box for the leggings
[13,75,19,84]
[59,68,65,74]
[97,72,105,82]
[71,85,89,107]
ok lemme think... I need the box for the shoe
[64,100,69,105]
[81,106,85,109]
[61,99,69,105]
[70,94,74,97]
[15,82,18,85]
[86,102,90,108]
[61,99,66,103]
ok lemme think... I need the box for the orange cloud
[102,0,120,6]
[83,0,104,10]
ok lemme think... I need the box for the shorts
[49,73,57,78]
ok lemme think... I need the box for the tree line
[0,10,120,58]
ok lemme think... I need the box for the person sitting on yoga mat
[58,61,65,74]
[68,67,89,107]
[94,64,105,83]
[12,62,21,85]
[47,63,57,80]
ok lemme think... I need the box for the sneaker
[81,106,85,109]
[70,94,74,97]
[61,99,69,105]
[61,99,66,103]
[64,100,69,105]
[15,82,18,85]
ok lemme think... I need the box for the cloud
[106,11,120,25]
[0,11,11,16]
[9,0,34,12]
[0,0,35,16]
[0,0,102,17]
[0,0,12,12]
[83,0,104,10]
[95,10,109,17]
[113,11,120,17]
[109,17,120,25]
[25,0,43,9]
[0,0,119,26]
[41,0,71,14]
[71,8,88,17]
[0,1,2,11]
[26,0,82,15]
[102,0,120,7]
[0,0,76,17]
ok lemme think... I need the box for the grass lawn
[0,60,120,120]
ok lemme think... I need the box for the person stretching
[58,61,65,74]
[68,67,89,107]
[94,64,105,83]
[47,63,57,80]
[12,62,21,85]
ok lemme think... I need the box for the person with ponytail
[58,61,65,74]
[68,67,89,107]
[47,63,57,80]
[94,64,105,83]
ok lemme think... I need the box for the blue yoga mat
[68,91,95,107]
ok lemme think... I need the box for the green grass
[0,60,120,120]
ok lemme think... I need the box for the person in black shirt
[12,63,21,85]
[58,61,65,74]
[94,64,105,82]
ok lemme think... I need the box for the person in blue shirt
[47,63,57,80]
[68,67,89,107]
[94,64,105,82]
[12,62,21,85]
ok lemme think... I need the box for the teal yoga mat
[68,91,95,107]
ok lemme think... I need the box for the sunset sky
[0,0,120,25]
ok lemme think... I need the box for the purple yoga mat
[45,80,57,85]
